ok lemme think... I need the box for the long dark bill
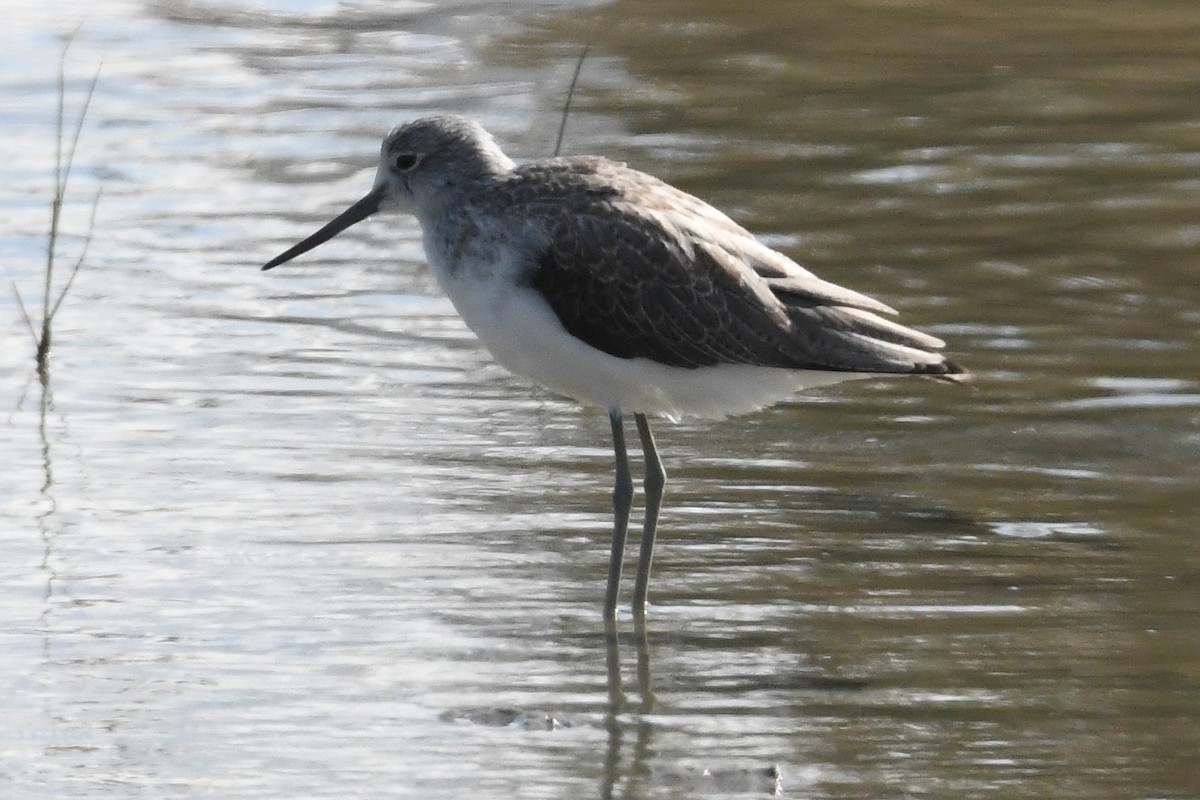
[261,184,387,271]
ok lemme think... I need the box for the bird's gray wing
[515,159,958,375]
[526,197,809,369]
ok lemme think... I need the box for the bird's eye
[392,152,420,172]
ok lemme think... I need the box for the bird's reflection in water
[599,618,784,797]
[602,616,655,799]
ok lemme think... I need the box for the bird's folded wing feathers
[511,158,955,375]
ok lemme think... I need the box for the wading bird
[262,115,963,617]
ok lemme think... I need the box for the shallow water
[2,1,1198,798]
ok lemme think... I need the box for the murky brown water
[3,1,1198,798]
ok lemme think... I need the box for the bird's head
[262,115,514,271]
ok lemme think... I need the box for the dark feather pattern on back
[516,157,962,375]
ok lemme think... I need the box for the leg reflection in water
[599,618,785,797]
[602,616,655,799]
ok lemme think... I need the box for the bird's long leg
[605,409,634,618]
[632,413,665,615]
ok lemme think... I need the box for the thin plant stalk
[12,29,101,380]
[553,44,589,158]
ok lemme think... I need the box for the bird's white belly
[435,262,861,419]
